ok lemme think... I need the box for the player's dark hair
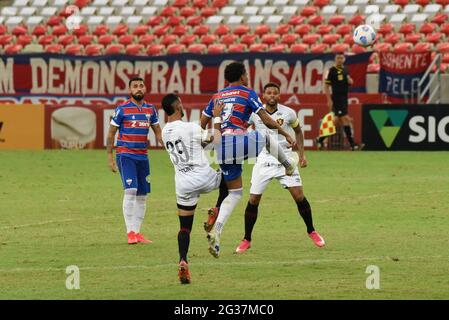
[161,93,180,116]
[224,62,246,83]
[129,77,144,87]
[263,82,280,92]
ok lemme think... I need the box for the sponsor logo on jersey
[126,179,133,185]
[276,118,284,126]
[131,120,150,128]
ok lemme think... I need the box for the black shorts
[332,95,348,117]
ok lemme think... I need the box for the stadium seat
[167,44,186,54]
[290,43,308,53]
[240,34,258,46]
[384,33,402,44]
[294,24,312,35]
[78,35,94,46]
[440,23,449,35]
[226,16,245,28]
[132,25,148,36]
[336,24,352,36]
[147,44,165,55]
[288,15,306,26]
[58,34,75,46]
[98,35,115,46]
[394,42,413,53]
[118,34,134,45]
[172,25,189,36]
[405,33,422,44]
[351,44,366,54]
[160,6,178,17]
[65,44,83,55]
[254,25,270,36]
[4,44,23,54]
[0,25,7,36]
[414,42,432,52]
[186,16,204,26]
[228,43,247,52]
[274,24,291,35]
[38,34,55,45]
[308,15,324,26]
[419,23,437,34]
[331,43,349,53]
[17,34,33,46]
[416,0,430,5]
[193,24,209,35]
[442,53,449,63]
[348,15,365,26]
[220,34,238,45]
[207,43,225,54]
[323,34,341,44]
[194,0,208,7]
[300,6,316,17]
[233,24,249,35]
[367,63,380,73]
[146,16,164,27]
[166,16,183,27]
[200,34,217,45]
[45,44,63,53]
[328,15,346,26]
[200,7,218,17]
[310,43,328,53]
[302,34,320,45]
[280,33,298,45]
[268,44,286,53]
[160,34,178,46]
[410,14,429,26]
[214,24,230,35]
[52,24,68,36]
[313,0,329,8]
[93,24,109,36]
[126,44,144,55]
[426,33,442,44]
[316,25,333,35]
[261,33,280,45]
[180,34,198,45]
[424,4,442,15]
[378,23,394,36]
[249,43,267,52]
[343,34,354,45]
[85,44,103,55]
[206,16,224,29]
[187,43,207,53]
[72,24,88,37]
[32,24,48,36]
[11,25,27,36]
[437,42,449,53]
[374,42,392,52]
[138,34,155,46]
[431,13,448,25]
[153,25,170,36]
[399,23,415,34]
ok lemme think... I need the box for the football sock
[318,137,326,144]
[343,126,355,148]
[214,188,243,237]
[123,188,137,234]
[244,202,258,241]
[296,197,315,234]
[178,215,193,263]
[215,174,229,210]
[134,195,147,233]
[265,132,292,170]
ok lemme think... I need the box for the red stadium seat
[393,42,413,53]
[440,23,449,36]
[78,35,94,46]
[45,44,63,53]
[268,44,286,53]
[161,35,178,46]
[220,34,238,45]
[154,25,171,37]
[208,44,225,54]
[437,43,449,53]
[254,25,270,36]
[187,44,207,54]
[275,24,291,35]
[261,33,280,45]
[194,0,208,7]
[93,24,109,36]
[331,43,349,53]
[442,53,449,63]
[328,15,346,26]
[105,44,124,55]
[72,24,88,37]
[310,43,328,53]
[167,16,183,27]
[65,44,82,55]
[4,44,22,54]
[118,34,134,45]
[147,16,164,27]
[294,24,312,36]
[98,35,115,46]
[426,33,442,44]
[167,44,186,54]
[300,6,317,17]
[290,43,308,53]
[47,16,63,27]
[126,44,144,55]
[414,42,432,52]
[58,34,75,47]
[351,44,366,54]
[0,25,7,35]
[302,34,321,45]
[74,0,89,9]
[38,35,55,45]
[113,24,129,36]
[212,0,228,8]
[200,34,217,45]
[228,44,247,53]
[436,0,449,4]
[374,42,392,52]
[323,34,341,45]
[12,25,27,36]
[336,24,352,36]
[160,7,178,17]
[180,7,197,18]
[233,25,250,36]
[133,25,149,36]
[313,0,329,8]
[193,24,210,35]
[52,24,68,36]
[180,34,198,46]
[288,15,306,26]
[172,25,189,36]
[367,63,380,73]
[431,14,448,25]
[240,34,258,46]
[85,44,103,56]
[200,7,217,17]
[419,23,436,34]
[174,0,189,8]
[343,34,354,45]
[281,34,299,45]
[394,0,409,6]
[399,23,415,34]
[147,44,165,55]
[214,24,230,36]
[308,15,324,26]
[17,35,33,46]
[384,33,402,44]
[316,25,333,35]
[405,33,422,44]
[415,0,430,5]
[187,16,204,26]
[348,15,365,26]
[378,23,394,36]
[249,43,268,52]
[32,24,48,36]
[139,35,156,46]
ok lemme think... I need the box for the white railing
[417,53,442,104]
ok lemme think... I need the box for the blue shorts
[216,131,266,182]
[116,155,150,195]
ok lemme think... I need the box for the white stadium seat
[232,0,250,6]
[271,0,289,6]
[389,13,406,25]
[131,0,149,8]
[265,15,283,29]
[251,0,268,5]
[280,6,298,17]
[334,0,349,7]
[106,16,123,28]
[226,15,244,27]
[31,0,48,7]
[92,0,110,6]
[291,0,310,6]
[13,0,30,7]
[247,15,265,28]
[40,7,58,17]
[403,4,420,15]
[27,16,44,27]
[353,0,369,5]
[111,0,129,6]
[87,16,105,29]
[206,15,224,28]
[52,0,68,7]
[126,16,143,28]
[120,7,136,17]
[410,13,428,25]
[141,6,157,17]
[364,5,380,15]
[242,6,259,16]
[341,5,358,17]
[383,5,400,15]
[98,7,115,16]
[152,0,168,6]
[445,5,449,14]
[221,7,238,16]
[259,6,277,16]
[423,4,442,14]
[80,6,97,16]
[5,16,23,28]
[1,7,18,16]
[0,17,4,24]
[372,0,389,7]
[19,7,37,16]
[322,5,337,16]
[23,44,44,53]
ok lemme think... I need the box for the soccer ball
[353,24,377,47]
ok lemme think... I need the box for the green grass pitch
[0,150,448,299]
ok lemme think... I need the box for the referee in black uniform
[317,53,360,151]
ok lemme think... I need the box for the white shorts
[250,162,302,195]
[175,167,222,207]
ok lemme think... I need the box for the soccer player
[161,93,226,284]
[316,53,361,151]
[200,61,298,258]
[106,77,162,245]
[235,83,325,254]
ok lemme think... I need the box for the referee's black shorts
[332,94,348,117]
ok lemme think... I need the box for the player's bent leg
[177,206,195,284]
[263,131,298,176]
[204,173,228,233]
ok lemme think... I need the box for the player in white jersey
[235,83,325,254]
[161,93,226,284]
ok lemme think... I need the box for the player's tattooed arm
[106,125,118,173]
[257,109,296,147]
[293,124,307,168]
[151,123,163,147]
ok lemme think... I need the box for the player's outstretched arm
[200,113,211,130]
[151,123,163,147]
[106,125,118,173]
[257,109,296,147]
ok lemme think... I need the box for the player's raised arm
[106,124,118,172]
[257,109,296,147]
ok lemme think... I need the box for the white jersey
[249,104,300,165]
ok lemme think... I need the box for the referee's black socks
[244,202,259,241]
[178,215,193,263]
[296,197,315,234]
